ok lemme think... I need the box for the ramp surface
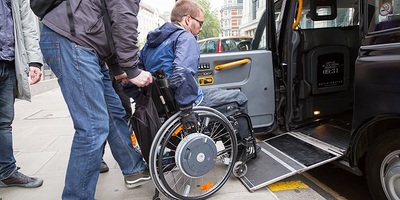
[240,132,344,191]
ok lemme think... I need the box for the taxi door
[197,5,277,129]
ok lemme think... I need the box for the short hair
[170,0,204,23]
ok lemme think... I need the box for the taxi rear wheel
[366,129,400,200]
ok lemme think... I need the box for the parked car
[198,36,252,53]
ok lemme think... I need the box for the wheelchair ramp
[239,131,345,192]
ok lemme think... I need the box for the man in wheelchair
[131,0,258,199]
[138,0,257,170]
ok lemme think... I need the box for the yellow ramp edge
[267,180,309,191]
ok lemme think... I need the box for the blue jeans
[0,61,17,180]
[40,25,146,199]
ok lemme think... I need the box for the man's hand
[180,107,200,132]
[129,70,153,87]
[29,67,42,85]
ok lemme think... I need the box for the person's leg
[0,61,17,180]
[100,73,133,173]
[200,88,248,113]
[41,25,109,199]
[101,66,149,188]
[0,61,43,188]
[41,25,148,197]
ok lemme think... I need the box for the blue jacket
[139,22,203,108]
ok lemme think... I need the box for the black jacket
[42,0,141,78]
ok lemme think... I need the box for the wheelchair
[146,70,239,200]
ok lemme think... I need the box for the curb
[30,78,59,96]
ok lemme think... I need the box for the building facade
[239,0,266,36]
[137,2,169,47]
[220,0,244,37]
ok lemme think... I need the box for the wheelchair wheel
[233,161,247,178]
[149,106,238,200]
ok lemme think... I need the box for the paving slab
[0,87,328,200]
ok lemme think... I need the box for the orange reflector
[131,133,137,146]
[172,125,183,136]
[200,182,213,191]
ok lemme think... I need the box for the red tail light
[217,40,222,52]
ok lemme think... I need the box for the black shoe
[124,168,151,189]
[0,171,43,188]
[100,159,109,173]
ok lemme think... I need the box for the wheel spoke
[150,108,237,199]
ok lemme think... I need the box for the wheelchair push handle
[153,70,175,103]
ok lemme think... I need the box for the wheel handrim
[381,150,400,200]
[149,107,237,200]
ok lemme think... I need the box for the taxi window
[367,0,400,44]
[200,40,218,53]
[299,8,356,29]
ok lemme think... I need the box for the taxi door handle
[214,58,250,71]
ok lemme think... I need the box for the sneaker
[0,171,43,188]
[100,159,109,173]
[124,169,151,189]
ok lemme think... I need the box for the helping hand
[129,70,153,87]
[29,67,42,85]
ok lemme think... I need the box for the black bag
[130,85,161,164]
[30,0,64,19]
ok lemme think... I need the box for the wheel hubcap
[381,150,400,200]
[175,133,217,178]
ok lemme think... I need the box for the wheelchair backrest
[151,70,179,119]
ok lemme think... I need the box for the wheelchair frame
[147,74,239,200]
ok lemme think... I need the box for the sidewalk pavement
[0,80,326,200]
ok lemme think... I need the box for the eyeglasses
[189,15,204,27]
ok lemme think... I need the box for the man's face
[186,11,204,36]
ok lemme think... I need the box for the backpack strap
[66,0,75,35]
[100,0,116,55]
[65,0,114,53]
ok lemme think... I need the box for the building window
[232,19,238,26]
[231,9,238,16]
[225,20,230,27]
[252,0,257,20]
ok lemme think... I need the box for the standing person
[39,0,153,199]
[0,0,43,188]
[139,0,248,132]
[100,69,134,174]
